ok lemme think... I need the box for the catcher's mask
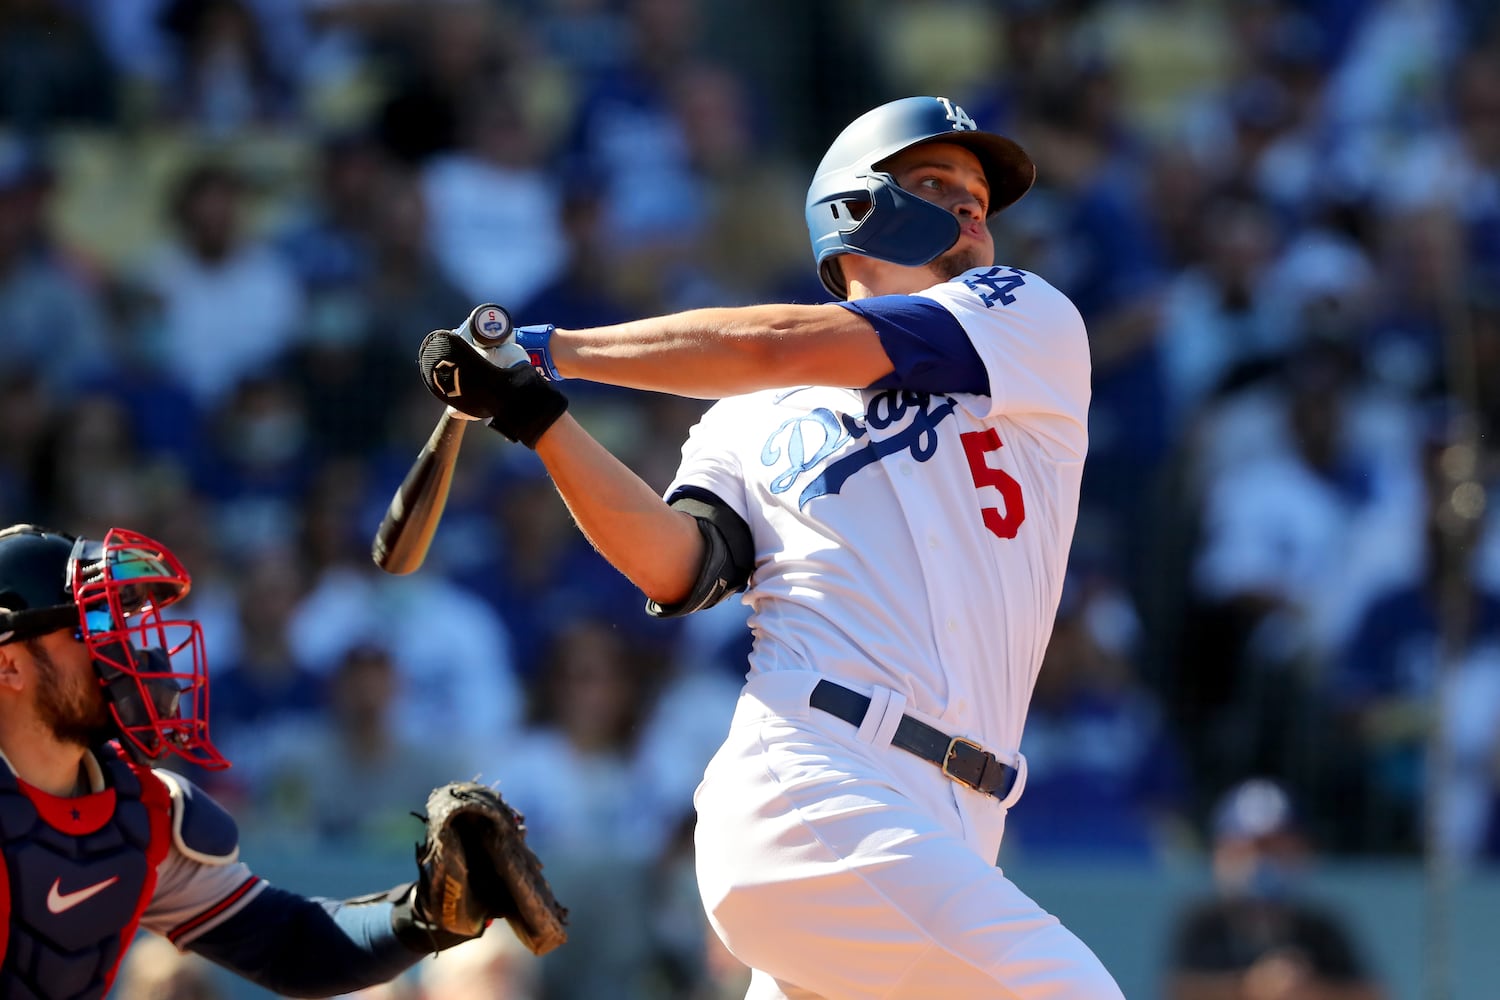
[805,95,1035,299]
[0,524,225,769]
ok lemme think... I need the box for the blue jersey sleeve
[186,884,423,997]
[838,295,988,395]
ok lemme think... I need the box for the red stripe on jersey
[102,756,173,994]
[167,875,260,946]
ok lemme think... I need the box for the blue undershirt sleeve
[186,883,424,998]
[838,295,989,395]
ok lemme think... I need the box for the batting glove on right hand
[418,330,568,448]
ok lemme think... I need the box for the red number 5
[960,429,1025,539]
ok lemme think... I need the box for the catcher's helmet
[0,526,79,642]
[805,96,1035,298]
[0,524,225,769]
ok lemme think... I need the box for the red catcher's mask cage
[68,528,226,770]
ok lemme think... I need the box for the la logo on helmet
[936,97,977,132]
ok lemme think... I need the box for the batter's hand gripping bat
[371,304,513,575]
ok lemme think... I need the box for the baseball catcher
[0,523,565,999]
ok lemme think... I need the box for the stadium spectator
[370,0,509,164]
[1155,196,1289,428]
[414,923,541,1000]
[112,933,224,1000]
[359,163,472,353]
[1019,64,1173,593]
[275,130,384,294]
[0,370,50,523]
[197,546,325,791]
[277,162,467,460]
[26,392,174,542]
[0,138,111,394]
[495,618,686,1000]
[195,374,315,555]
[155,0,294,135]
[420,85,567,312]
[1166,778,1385,1000]
[1333,421,1500,857]
[250,642,471,850]
[0,0,116,131]
[1180,336,1423,798]
[560,0,711,267]
[637,597,749,816]
[452,455,678,682]
[133,161,304,407]
[1006,570,1191,862]
[286,523,522,778]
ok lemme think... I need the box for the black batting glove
[417,330,569,448]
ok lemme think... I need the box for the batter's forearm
[550,304,893,396]
[533,415,703,605]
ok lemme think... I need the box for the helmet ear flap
[841,173,962,267]
[810,171,963,298]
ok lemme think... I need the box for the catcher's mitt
[413,781,568,955]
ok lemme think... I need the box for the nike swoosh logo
[47,875,120,914]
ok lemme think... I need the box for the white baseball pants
[693,670,1125,1000]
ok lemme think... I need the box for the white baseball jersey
[677,265,1119,1000]
[666,265,1089,758]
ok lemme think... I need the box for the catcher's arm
[187,884,430,997]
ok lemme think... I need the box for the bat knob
[465,304,513,346]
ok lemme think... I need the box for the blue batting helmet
[805,96,1035,298]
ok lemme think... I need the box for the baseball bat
[371,304,513,575]
[371,408,468,575]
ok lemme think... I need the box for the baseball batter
[0,523,559,998]
[419,96,1125,998]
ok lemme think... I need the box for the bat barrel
[370,410,468,575]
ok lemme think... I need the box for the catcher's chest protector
[0,743,172,999]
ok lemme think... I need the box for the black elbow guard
[646,488,754,619]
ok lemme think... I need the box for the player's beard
[30,640,117,749]
[929,243,986,283]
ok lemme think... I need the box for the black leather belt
[810,680,1018,801]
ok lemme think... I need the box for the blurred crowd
[3,0,1499,996]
